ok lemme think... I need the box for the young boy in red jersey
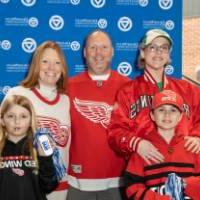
[125,90,200,200]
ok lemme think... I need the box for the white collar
[37,82,57,100]
[89,73,110,81]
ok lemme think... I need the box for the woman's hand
[137,139,164,165]
[184,136,200,153]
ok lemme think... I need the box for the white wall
[183,0,200,17]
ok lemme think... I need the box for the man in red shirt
[67,30,130,200]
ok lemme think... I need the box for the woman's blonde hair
[21,41,68,93]
[0,95,37,160]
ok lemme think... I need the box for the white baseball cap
[141,29,173,48]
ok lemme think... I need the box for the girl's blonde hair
[0,95,37,161]
[21,41,68,93]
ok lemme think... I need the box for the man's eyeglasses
[146,44,170,54]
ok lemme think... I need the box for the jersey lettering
[150,184,191,199]
[130,95,153,118]
[130,95,191,119]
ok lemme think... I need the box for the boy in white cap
[124,90,200,200]
[108,29,200,164]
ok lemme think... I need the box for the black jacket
[0,137,58,200]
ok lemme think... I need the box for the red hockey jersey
[108,69,200,155]
[125,129,200,200]
[67,71,129,191]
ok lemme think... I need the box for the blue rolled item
[165,173,185,200]
[33,128,66,181]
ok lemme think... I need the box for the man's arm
[108,85,139,155]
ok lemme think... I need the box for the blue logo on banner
[159,0,173,10]
[165,20,174,30]
[1,40,11,50]
[1,0,10,3]
[21,0,36,7]
[2,86,11,95]
[98,19,107,29]
[165,65,174,75]
[90,0,106,8]
[139,0,148,7]
[70,0,80,5]
[22,38,37,53]
[118,17,132,32]
[70,41,80,51]
[49,15,64,31]
[28,17,39,27]
[117,62,132,76]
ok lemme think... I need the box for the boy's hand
[184,136,200,153]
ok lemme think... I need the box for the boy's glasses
[146,44,170,54]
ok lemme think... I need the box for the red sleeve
[175,81,200,137]
[184,154,200,200]
[108,83,154,156]
[125,154,171,200]
[184,177,200,200]
[188,84,200,136]
[108,84,140,155]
